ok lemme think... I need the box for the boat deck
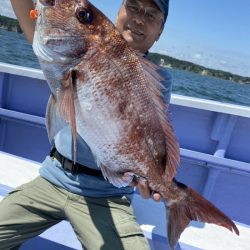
[1,151,249,250]
[1,63,250,249]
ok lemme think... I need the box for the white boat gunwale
[0,62,249,118]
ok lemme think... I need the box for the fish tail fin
[165,179,239,249]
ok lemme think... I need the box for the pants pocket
[112,219,150,250]
[2,186,23,200]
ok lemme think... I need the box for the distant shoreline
[148,53,250,85]
[0,15,22,33]
[0,14,249,85]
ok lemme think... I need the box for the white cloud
[152,41,250,77]
[219,60,227,65]
[193,54,202,59]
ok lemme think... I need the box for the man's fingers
[137,180,151,199]
[152,192,161,202]
[122,172,162,201]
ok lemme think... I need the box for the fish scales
[33,0,239,248]
[74,49,166,177]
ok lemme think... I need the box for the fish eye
[76,7,93,24]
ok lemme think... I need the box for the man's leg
[0,176,66,250]
[65,194,150,250]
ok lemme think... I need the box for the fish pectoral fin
[59,69,78,162]
[96,160,131,188]
[46,94,68,143]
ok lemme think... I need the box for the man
[0,0,171,249]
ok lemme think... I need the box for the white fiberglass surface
[0,151,250,249]
[0,151,39,189]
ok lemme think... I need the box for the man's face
[115,0,165,53]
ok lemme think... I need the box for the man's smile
[126,24,144,39]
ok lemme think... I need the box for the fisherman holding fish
[0,0,170,249]
[0,0,239,250]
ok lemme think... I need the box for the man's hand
[135,178,161,201]
[122,172,161,202]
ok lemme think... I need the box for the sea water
[1,29,250,107]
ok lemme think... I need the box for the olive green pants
[0,176,150,250]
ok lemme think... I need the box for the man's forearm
[10,0,35,43]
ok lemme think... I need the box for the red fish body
[33,0,239,248]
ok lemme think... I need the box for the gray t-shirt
[39,67,172,197]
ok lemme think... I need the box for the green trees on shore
[148,52,250,85]
[0,15,22,33]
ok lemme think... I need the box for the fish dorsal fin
[59,69,78,163]
[139,56,180,181]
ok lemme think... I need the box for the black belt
[50,147,103,177]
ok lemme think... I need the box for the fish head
[33,0,116,64]
[33,0,121,91]
[33,0,87,64]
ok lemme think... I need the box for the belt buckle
[71,163,79,174]
[63,159,78,174]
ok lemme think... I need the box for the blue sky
[1,0,250,76]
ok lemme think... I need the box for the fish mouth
[34,32,86,63]
[43,35,86,40]
[37,35,81,47]
[39,32,86,41]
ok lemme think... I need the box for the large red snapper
[32,0,239,248]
